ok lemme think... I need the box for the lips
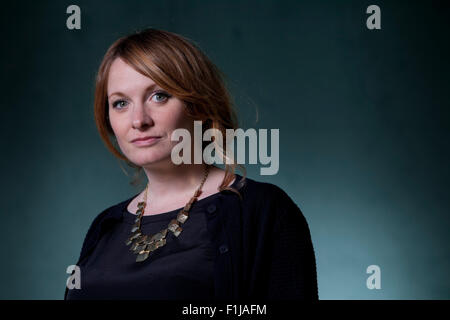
[131,136,162,147]
[131,136,161,143]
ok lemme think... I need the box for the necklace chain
[125,165,211,262]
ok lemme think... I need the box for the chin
[130,153,172,167]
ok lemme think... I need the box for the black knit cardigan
[64,174,319,300]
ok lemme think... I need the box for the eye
[151,91,171,103]
[112,99,128,109]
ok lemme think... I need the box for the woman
[65,28,318,300]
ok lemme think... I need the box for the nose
[131,103,153,129]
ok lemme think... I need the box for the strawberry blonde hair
[93,28,246,197]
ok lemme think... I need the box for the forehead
[107,58,156,95]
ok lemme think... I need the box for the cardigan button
[207,204,216,213]
[219,244,229,254]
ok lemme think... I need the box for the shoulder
[232,175,307,226]
[89,196,133,227]
[237,176,315,255]
[78,194,138,257]
[236,175,300,209]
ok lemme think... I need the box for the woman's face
[107,57,194,167]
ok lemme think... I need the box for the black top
[66,180,238,300]
[65,174,319,300]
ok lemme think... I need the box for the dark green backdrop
[1,0,449,299]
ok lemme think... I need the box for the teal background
[1,0,449,299]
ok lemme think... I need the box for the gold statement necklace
[125,165,210,262]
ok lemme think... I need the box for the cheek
[160,109,194,134]
[174,107,195,129]
[109,117,127,141]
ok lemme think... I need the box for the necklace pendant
[130,224,140,233]
[136,250,150,262]
[130,165,209,263]
[133,243,147,254]
[184,202,193,212]
[137,202,145,209]
[149,230,165,243]
[125,231,141,246]
[168,219,183,236]
[168,219,179,233]
[130,231,141,240]
[130,241,138,251]
[136,234,148,244]
[177,210,189,224]
[155,238,167,248]
[173,226,183,237]
[147,242,156,252]
[173,227,183,237]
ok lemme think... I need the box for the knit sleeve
[265,187,319,300]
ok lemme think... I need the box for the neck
[141,161,210,201]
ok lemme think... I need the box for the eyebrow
[108,83,161,99]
